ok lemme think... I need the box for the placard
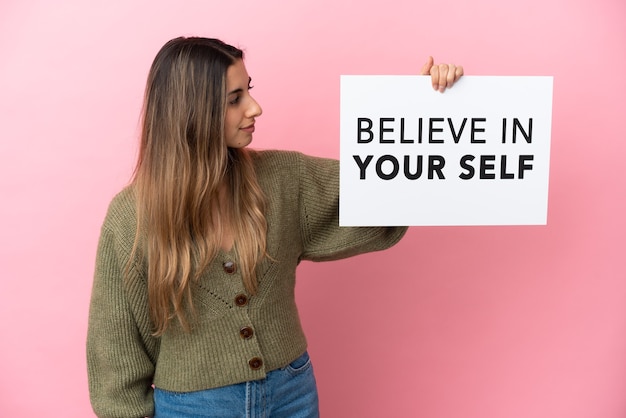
[339,75,553,226]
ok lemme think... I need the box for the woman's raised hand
[420,56,463,93]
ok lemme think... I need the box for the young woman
[87,36,462,418]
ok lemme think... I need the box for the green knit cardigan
[87,150,407,417]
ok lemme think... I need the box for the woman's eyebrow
[227,77,252,96]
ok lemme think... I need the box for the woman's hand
[420,56,463,93]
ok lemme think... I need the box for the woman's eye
[229,95,241,105]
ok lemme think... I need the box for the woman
[87,36,462,417]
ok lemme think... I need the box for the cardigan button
[248,357,263,370]
[223,261,236,274]
[239,326,254,339]
[234,294,248,307]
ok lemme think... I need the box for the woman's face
[224,59,262,148]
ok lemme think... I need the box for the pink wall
[1,0,624,417]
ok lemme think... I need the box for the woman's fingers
[420,56,435,76]
[421,57,464,92]
[449,64,464,86]
[433,63,449,92]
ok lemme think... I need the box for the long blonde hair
[131,37,267,335]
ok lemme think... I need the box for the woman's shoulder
[100,185,137,232]
[108,185,136,211]
[251,149,300,165]
[251,149,338,174]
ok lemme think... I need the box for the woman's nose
[247,96,262,118]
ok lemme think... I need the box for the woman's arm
[87,192,159,418]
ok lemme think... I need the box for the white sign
[340,76,553,226]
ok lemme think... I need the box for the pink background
[1,1,625,417]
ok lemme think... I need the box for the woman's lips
[241,124,255,133]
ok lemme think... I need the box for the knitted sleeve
[297,152,408,261]
[87,191,159,418]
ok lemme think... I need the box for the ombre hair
[130,37,267,336]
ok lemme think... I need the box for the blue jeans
[154,351,319,418]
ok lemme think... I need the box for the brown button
[239,326,254,339]
[223,261,236,274]
[248,357,263,370]
[234,294,248,307]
